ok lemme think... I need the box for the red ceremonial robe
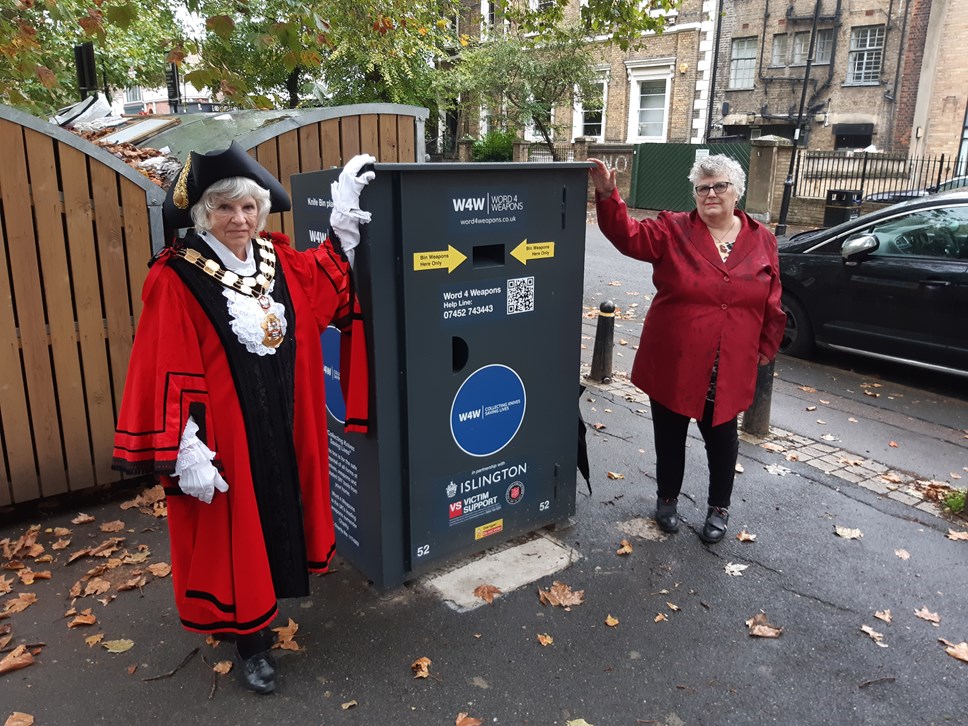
[113,231,367,636]
[596,188,785,426]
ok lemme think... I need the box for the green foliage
[943,488,966,515]
[472,129,515,162]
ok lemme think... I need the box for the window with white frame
[125,86,142,103]
[729,37,757,89]
[525,106,554,142]
[814,28,834,64]
[791,32,810,64]
[624,62,671,142]
[573,77,607,141]
[846,25,885,85]
[771,34,788,66]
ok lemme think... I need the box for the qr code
[507,276,535,315]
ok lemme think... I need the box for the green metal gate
[629,142,751,211]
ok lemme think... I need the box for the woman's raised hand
[588,158,617,198]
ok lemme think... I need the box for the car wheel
[780,294,814,358]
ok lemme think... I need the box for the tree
[0,0,179,114]
[445,1,678,159]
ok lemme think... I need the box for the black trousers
[650,398,738,509]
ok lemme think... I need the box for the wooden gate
[0,104,166,505]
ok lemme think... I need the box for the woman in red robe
[113,143,372,694]
[589,155,785,544]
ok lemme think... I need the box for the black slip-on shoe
[699,506,729,544]
[655,497,680,533]
[235,650,276,694]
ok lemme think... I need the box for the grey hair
[688,155,746,198]
[190,177,272,233]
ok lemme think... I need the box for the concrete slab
[419,533,581,612]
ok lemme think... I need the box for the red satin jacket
[596,189,785,425]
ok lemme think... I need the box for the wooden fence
[0,103,427,505]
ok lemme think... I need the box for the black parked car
[778,190,968,377]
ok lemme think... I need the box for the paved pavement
[2,218,967,725]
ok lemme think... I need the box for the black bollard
[742,359,775,435]
[588,300,615,383]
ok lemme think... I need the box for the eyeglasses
[694,182,733,197]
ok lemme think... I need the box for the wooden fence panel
[378,115,399,161]
[0,119,63,496]
[334,117,357,164]
[0,163,36,505]
[398,116,415,163]
[90,162,134,411]
[119,177,151,325]
[359,115,379,160]
[277,130,300,236]
[298,124,322,174]
[61,144,117,485]
[320,118,340,169]
[25,129,92,494]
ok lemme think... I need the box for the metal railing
[794,150,963,200]
[528,141,575,162]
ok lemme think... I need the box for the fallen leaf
[0,644,35,674]
[84,577,112,597]
[117,573,147,592]
[102,639,135,654]
[947,529,968,541]
[765,464,792,476]
[760,442,785,453]
[147,563,171,577]
[666,602,680,612]
[915,607,941,625]
[834,526,863,540]
[566,721,595,726]
[820,434,838,441]
[71,513,96,525]
[85,633,104,647]
[848,417,858,423]
[212,660,233,675]
[68,608,97,628]
[938,638,968,663]
[0,624,11,650]
[0,576,13,596]
[734,463,744,473]
[99,520,125,533]
[536,633,553,647]
[16,569,51,585]
[340,700,359,710]
[860,624,888,648]
[126,664,138,675]
[785,452,800,462]
[894,549,910,560]
[864,390,880,398]
[736,530,757,542]
[411,656,432,679]
[538,581,585,608]
[615,539,633,555]
[746,612,782,638]
[819,399,830,404]
[816,419,827,425]
[724,563,748,576]
[3,712,34,726]
[604,614,619,627]
[654,613,668,623]
[473,584,502,605]
[53,527,71,536]
[592,423,606,431]
[888,441,899,448]
[271,618,301,651]
[874,609,892,623]
[797,385,817,393]
[455,713,483,726]
[122,551,150,565]
[606,472,625,480]
[0,592,38,619]
[806,405,817,411]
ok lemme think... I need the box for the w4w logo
[452,197,485,211]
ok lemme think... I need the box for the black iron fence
[527,141,575,162]
[794,150,966,200]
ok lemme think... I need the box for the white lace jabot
[199,232,287,357]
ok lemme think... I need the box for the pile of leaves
[73,129,181,188]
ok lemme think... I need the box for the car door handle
[919,279,952,287]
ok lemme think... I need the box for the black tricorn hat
[162,141,291,229]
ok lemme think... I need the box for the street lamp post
[775,0,822,237]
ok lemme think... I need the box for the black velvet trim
[185,589,237,613]
[179,604,278,633]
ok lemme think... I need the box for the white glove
[174,416,228,504]
[330,154,376,267]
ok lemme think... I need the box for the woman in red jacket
[588,155,785,543]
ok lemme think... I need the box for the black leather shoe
[655,497,680,533]
[235,650,276,694]
[699,506,729,544]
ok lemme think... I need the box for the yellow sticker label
[474,519,504,540]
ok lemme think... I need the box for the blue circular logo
[450,364,526,457]
[321,326,346,423]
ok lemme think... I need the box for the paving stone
[858,479,892,495]
[812,443,840,453]
[915,501,942,515]
[808,458,842,473]
[819,454,846,466]
[831,469,865,483]
[887,490,920,506]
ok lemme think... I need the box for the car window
[864,206,968,259]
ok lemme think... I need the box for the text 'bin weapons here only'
[413,245,467,273]
[511,239,555,265]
